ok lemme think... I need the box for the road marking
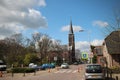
[66,70,72,73]
[72,70,77,73]
[54,71,59,73]
[54,70,78,74]
[59,70,67,73]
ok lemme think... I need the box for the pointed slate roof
[105,31,120,54]
[69,20,74,34]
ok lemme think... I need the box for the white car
[61,63,69,69]
[29,63,37,68]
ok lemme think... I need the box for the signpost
[89,52,93,64]
[54,56,57,65]
[81,52,88,59]
[81,52,88,63]
[54,57,57,61]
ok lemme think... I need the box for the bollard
[34,71,36,76]
[48,68,50,73]
[56,67,59,71]
[78,68,80,73]
[110,70,112,79]
[81,66,83,70]
[0,71,3,77]
[116,76,118,80]
[80,67,82,71]
[12,72,14,77]
[106,69,109,78]
[78,67,82,73]
[23,72,25,77]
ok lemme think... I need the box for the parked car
[85,64,105,80]
[0,60,6,71]
[73,62,79,65]
[50,63,56,68]
[61,63,69,69]
[41,63,55,69]
[29,63,37,68]
[36,66,45,70]
[29,63,45,70]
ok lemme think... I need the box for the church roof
[69,20,74,34]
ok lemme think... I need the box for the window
[86,65,102,73]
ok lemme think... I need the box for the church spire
[69,20,74,34]
[68,19,76,63]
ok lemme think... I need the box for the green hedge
[12,67,35,73]
[110,66,120,74]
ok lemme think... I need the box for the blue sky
[0,0,120,52]
[38,0,119,43]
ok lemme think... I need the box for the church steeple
[68,19,76,63]
[69,20,74,34]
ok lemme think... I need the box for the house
[91,45,104,66]
[103,30,120,67]
[91,31,120,67]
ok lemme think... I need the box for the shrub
[11,67,35,73]
[110,66,120,73]
[25,68,35,73]
[6,68,12,73]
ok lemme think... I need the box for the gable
[105,31,120,54]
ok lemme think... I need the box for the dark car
[0,60,6,71]
[50,63,56,68]
[35,66,45,70]
[29,63,45,70]
[41,63,55,69]
[73,62,79,65]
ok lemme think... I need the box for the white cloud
[91,39,104,46]
[75,41,90,52]
[93,20,109,27]
[61,25,83,32]
[0,35,6,40]
[0,23,24,38]
[75,39,104,53]
[0,0,47,39]
[38,0,46,6]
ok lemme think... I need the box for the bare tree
[10,33,25,46]
[103,10,120,36]
[50,40,62,51]
[1,37,26,66]
[32,32,42,43]
[38,34,52,64]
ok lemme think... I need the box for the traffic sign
[81,52,88,59]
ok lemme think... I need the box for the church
[68,20,76,63]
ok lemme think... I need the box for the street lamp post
[54,56,57,65]
[79,30,84,32]
[79,29,92,63]
[78,29,84,63]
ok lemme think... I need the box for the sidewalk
[112,73,120,80]
[0,68,58,80]
[104,73,120,80]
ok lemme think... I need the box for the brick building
[103,30,120,67]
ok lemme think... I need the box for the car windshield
[0,60,5,65]
[86,65,102,73]
[0,63,4,65]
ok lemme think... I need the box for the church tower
[68,20,75,63]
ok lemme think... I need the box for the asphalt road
[0,64,85,80]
